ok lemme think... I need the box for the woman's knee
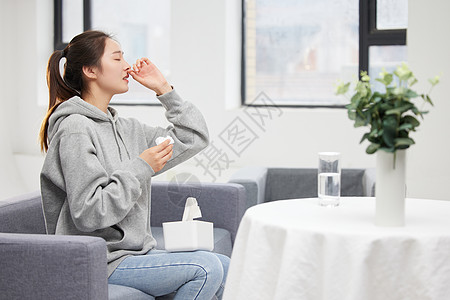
[214,253,230,277]
[191,251,224,286]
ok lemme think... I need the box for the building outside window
[243,0,408,107]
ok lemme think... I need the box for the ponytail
[39,30,111,152]
[39,49,79,152]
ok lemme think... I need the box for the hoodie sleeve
[142,89,210,176]
[58,132,154,232]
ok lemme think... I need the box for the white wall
[0,0,26,198]
[0,0,448,200]
[0,0,51,199]
[407,0,450,200]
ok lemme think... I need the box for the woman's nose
[124,61,131,72]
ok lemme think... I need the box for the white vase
[375,150,406,227]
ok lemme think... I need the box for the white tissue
[182,197,202,222]
[155,136,174,145]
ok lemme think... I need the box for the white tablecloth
[223,197,450,300]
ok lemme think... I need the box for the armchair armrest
[150,181,246,245]
[228,166,268,208]
[0,233,108,300]
[363,168,376,196]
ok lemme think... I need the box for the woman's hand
[129,57,172,95]
[139,139,173,172]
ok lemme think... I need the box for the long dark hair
[39,30,112,152]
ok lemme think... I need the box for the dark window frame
[54,0,91,50]
[241,0,407,108]
[359,0,407,78]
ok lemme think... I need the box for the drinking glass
[318,152,341,207]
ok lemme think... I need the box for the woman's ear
[82,66,98,80]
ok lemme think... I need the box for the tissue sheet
[155,136,174,145]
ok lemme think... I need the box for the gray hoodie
[40,89,209,277]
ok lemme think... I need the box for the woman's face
[94,38,131,95]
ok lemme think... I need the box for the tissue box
[162,220,214,252]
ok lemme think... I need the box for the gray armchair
[0,182,246,300]
[228,167,375,209]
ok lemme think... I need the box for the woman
[39,30,229,299]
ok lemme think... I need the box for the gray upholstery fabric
[0,233,108,300]
[150,181,246,245]
[229,167,376,207]
[0,182,246,300]
[265,168,318,202]
[228,166,268,208]
[363,168,376,196]
[0,191,46,234]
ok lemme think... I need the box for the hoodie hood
[48,96,119,142]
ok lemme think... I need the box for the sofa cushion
[152,226,232,257]
[109,284,155,300]
[0,191,45,234]
[341,169,366,196]
[265,168,318,201]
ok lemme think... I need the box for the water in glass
[318,172,340,207]
[318,152,341,207]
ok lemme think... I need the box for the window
[361,0,407,91]
[242,0,408,107]
[54,0,171,105]
[54,0,90,50]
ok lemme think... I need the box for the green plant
[336,63,439,157]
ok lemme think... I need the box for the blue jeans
[108,249,230,300]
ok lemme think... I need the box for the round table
[223,197,450,300]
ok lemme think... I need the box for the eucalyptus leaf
[366,143,380,154]
[386,103,414,116]
[348,110,356,120]
[336,82,350,95]
[405,89,418,99]
[382,116,398,148]
[379,147,395,153]
[428,75,440,86]
[411,107,421,116]
[398,123,413,131]
[394,63,413,81]
[360,133,370,144]
[409,77,418,87]
[402,115,420,127]
[395,137,415,147]
[355,114,366,127]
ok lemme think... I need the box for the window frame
[54,0,91,51]
[359,0,407,79]
[241,0,407,108]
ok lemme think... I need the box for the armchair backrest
[0,191,46,234]
[229,167,376,209]
[265,168,373,202]
[0,182,247,246]
[150,181,246,245]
